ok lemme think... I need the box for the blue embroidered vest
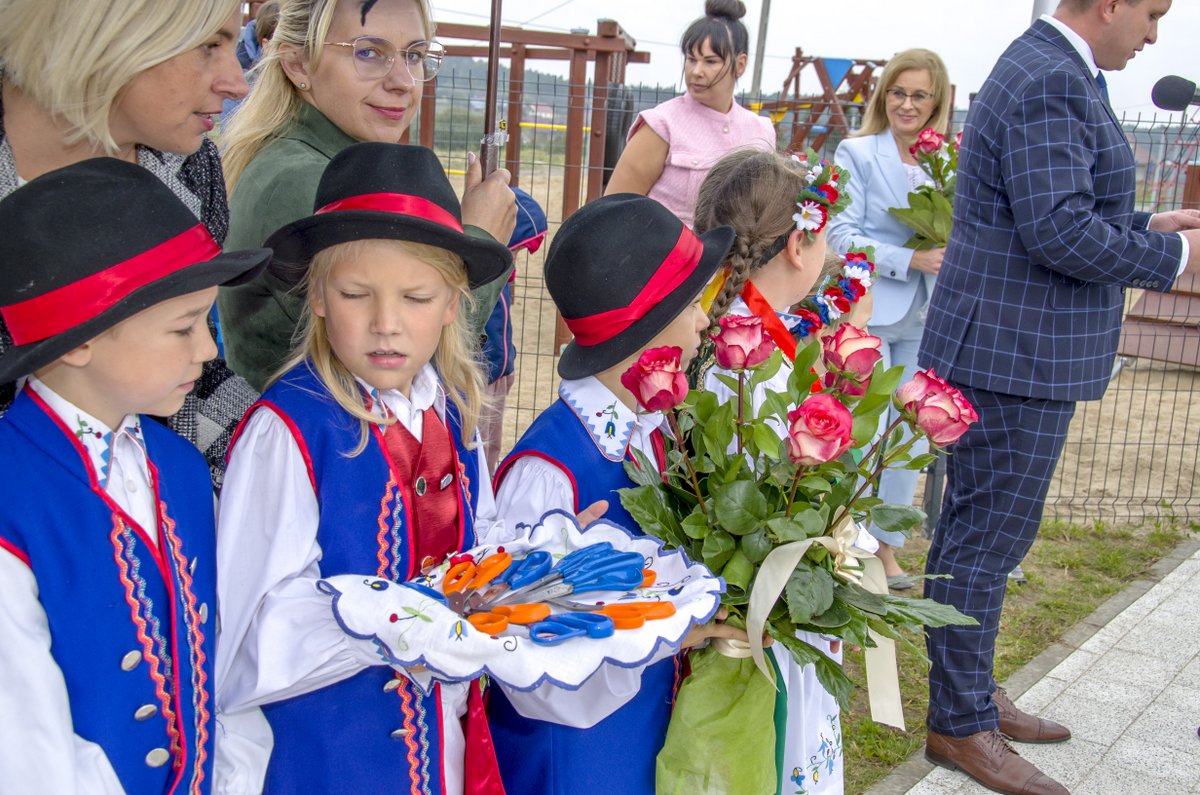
[0,388,216,795]
[247,361,480,795]
[490,397,676,795]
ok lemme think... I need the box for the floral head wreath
[789,150,852,237]
[793,246,876,338]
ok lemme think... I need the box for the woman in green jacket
[219,0,516,390]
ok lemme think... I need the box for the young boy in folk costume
[0,160,268,793]
[215,143,596,795]
[693,148,876,794]
[490,194,749,795]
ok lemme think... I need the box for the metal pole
[750,0,771,97]
[1031,0,1056,23]
[480,0,506,175]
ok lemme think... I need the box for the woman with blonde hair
[0,0,251,487]
[218,0,517,391]
[827,48,952,586]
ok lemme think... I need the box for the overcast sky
[431,0,1200,119]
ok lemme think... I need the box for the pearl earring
[298,82,308,90]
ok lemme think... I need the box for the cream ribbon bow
[743,516,905,729]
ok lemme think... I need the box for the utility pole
[1031,0,1055,23]
[750,0,771,97]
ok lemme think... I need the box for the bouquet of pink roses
[888,127,959,249]
[618,319,978,792]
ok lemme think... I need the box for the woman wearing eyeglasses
[827,48,951,585]
[218,0,516,391]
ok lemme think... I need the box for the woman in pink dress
[605,0,775,228]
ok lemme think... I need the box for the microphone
[1151,75,1199,111]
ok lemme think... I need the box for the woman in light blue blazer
[828,49,951,585]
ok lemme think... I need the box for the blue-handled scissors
[490,543,625,606]
[528,612,615,645]
[473,551,554,608]
[510,554,645,604]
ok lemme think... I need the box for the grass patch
[841,515,1192,795]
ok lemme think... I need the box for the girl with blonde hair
[216,143,581,794]
[218,0,517,391]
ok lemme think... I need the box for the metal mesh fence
[430,67,1200,524]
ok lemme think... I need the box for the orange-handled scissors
[594,601,676,630]
[443,551,513,595]
[466,603,550,634]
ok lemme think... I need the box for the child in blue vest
[215,143,590,795]
[0,159,269,793]
[490,193,746,795]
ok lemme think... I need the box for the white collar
[558,376,665,462]
[26,376,147,488]
[1041,14,1101,77]
[357,363,445,429]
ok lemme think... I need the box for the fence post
[419,75,437,149]
[586,51,612,203]
[1183,163,1200,210]
[505,44,526,186]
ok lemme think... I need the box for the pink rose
[785,393,855,466]
[822,323,883,393]
[912,127,945,156]
[620,346,689,413]
[896,369,979,446]
[712,315,777,371]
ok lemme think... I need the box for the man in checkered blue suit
[917,1,1200,792]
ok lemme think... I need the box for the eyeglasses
[324,37,445,82]
[886,88,934,106]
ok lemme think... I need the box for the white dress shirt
[0,378,158,794]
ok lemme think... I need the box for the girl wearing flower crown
[214,142,576,795]
[692,148,878,794]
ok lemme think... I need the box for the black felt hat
[547,193,735,379]
[265,142,512,288]
[0,158,269,383]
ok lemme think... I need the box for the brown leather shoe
[925,728,1069,795]
[994,688,1071,744]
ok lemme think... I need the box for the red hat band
[564,227,704,347]
[317,192,464,233]
[0,224,220,346]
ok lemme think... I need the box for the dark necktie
[1096,71,1111,107]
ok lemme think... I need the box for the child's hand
[462,152,518,245]
[681,607,774,649]
[574,500,608,526]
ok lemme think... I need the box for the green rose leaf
[869,503,926,536]
[882,593,978,629]
[905,452,938,471]
[752,423,781,459]
[618,485,683,547]
[713,480,769,535]
[681,510,710,540]
[806,600,852,629]
[721,548,755,604]
[767,509,824,542]
[701,528,736,572]
[739,527,774,564]
[784,565,835,624]
[835,581,888,615]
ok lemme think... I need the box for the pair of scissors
[594,601,677,629]
[476,550,553,606]
[443,551,512,611]
[508,553,645,605]
[492,546,642,606]
[466,603,551,634]
[528,612,615,645]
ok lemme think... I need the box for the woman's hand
[909,247,944,276]
[461,152,517,244]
